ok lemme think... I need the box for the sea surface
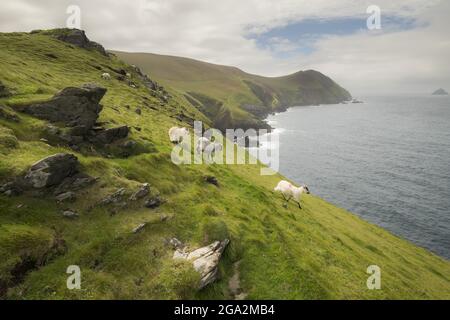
[262,95,450,259]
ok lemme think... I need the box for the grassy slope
[0,31,449,300]
[113,52,352,130]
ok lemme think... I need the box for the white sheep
[196,137,211,154]
[168,127,189,144]
[101,72,111,80]
[204,142,223,160]
[274,180,310,209]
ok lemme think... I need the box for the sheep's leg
[296,201,302,209]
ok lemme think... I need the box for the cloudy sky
[1,0,449,95]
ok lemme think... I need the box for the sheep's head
[302,185,310,194]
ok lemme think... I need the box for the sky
[1,0,449,96]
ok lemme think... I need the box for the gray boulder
[56,191,76,203]
[24,153,78,189]
[19,84,106,133]
[173,239,230,289]
[62,210,79,219]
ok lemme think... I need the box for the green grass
[0,30,449,300]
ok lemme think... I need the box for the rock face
[173,239,230,289]
[432,88,448,95]
[0,81,11,97]
[56,29,107,56]
[89,126,129,144]
[24,153,78,188]
[20,84,106,132]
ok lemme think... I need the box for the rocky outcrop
[0,81,11,98]
[55,29,107,56]
[17,84,131,150]
[432,88,448,95]
[129,183,150,201]
[19,84,106,133]
[24,153,78,189]
[173,239,230,289]
[89,126,129,144]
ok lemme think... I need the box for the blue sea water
[265,95,450,259]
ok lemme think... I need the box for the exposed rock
[168,238,184,250]
[145,196,163,209]
[228,261,247,300]
[100,188,127,205]
[18,84,106,133]
[173,239,230,289]
[1,182,23,196]
[121,140,136,149]
[132,223,147,234]
[56,191,76,203]
[204,175,219,187]
[129,183,150,201]
[135,108,142,115]
[0,81,11,98]
[89,126,129,144]
[24,153,78,189]
[55,29,107,56]
[53,173,97,195]
[432,88,448,95]
[62,210,79,219]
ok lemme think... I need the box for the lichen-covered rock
[24,153,78,189]
[173,239,229,289]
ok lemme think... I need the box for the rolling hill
[0,29,449,300]
[113,51,352,131]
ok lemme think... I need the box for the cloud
[0,0,448,95]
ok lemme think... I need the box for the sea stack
[432,88,448,95]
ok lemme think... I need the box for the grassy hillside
[0,30,449,300]
[113,51,352,131]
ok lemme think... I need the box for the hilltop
[113,51,351,131]
[0,29,449,299]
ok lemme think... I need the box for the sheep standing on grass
[168,127,189,144]
[101,73,111,80]
[274,180,310,209]
[204,142,223,161]
[196,137,211,154]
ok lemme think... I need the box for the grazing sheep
[168,127,189,144]
[204,142,223,160]
[101,73,111,80]
[274,180,310,209]
[196,137,211,154]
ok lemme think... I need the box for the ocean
[263,95,450,259]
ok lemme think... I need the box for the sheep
[196,137,211,154]
[204,142,223,160]
[168,127,189,144]
[101,72,111,80]
[274,180,310,209]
